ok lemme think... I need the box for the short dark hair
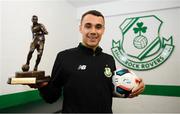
[80,10,104,23]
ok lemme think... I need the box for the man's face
[79,14,105,49]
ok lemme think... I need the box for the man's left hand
[128,78,145,98]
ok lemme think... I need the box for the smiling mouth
[88,37,98,42]
[88,36,97,39]
[88,34,98,40]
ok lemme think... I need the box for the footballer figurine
[22,15,48,71]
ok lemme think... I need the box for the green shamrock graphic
[133,22,147,36]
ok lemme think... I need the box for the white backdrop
[104,8,180,113]
[103,8,180,86]
[1,0,180,113]
[0,0,78,95]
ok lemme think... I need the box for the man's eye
[85,24,91,28]
[96,24,103,29]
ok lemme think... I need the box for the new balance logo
[77,65,87,70]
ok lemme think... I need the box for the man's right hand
[28,82,48,89]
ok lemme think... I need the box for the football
[112,68,140,98]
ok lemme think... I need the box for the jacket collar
[78,43,102,56]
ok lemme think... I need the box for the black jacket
[39,43,116,113]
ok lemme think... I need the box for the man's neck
[81,42,98,51]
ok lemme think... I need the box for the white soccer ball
[112,68,140,98]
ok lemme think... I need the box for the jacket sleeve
[110,56,118,97]
[38,52,65,103]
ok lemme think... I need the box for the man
[30,10,145,113]
[22,15,48,71]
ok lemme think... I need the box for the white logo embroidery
[77,65,87,70]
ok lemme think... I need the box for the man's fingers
[28,82,48,88]
[128,78,145,98]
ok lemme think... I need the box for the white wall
[109,7,180,111]
[77,0,180,19]
[0,0,78,95]
[1,0,180,112]
[0,2,2,94]
[77,0,180,113]
[103,8,180,85]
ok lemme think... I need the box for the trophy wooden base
[7,71,50,84]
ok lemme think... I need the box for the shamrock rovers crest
[111,15,174,70]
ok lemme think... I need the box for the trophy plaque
[7,15,50,85]
[7,71,50,84]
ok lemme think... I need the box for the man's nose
[90,27,97,34]
[90,27,97,36]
